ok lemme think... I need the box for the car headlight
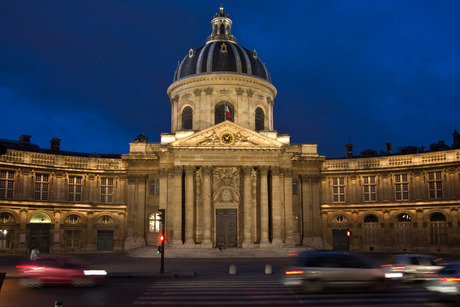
[83,270,107,276]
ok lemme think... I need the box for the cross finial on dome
[220,4,224,12]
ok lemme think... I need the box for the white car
[283,251,388,293]
[381,254,445,283]
[425,263,460,303]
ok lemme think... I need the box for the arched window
[68,214,80,224]
[255,107,264,131]
[30,213,51,224]
[215,101,234,124]
[0,212,11,223]
[395,213,412,245]
[430,213,447,244]
[182,106,193,130]
[363,214,380,245]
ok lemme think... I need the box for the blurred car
[283,251,388,293]
[381,254,445,283]
[425,263,460,300]
[16,256,107,288]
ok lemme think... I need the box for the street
[1,277,455,306]
[1,252,460,306]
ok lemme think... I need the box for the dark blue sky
[1,1,459,158]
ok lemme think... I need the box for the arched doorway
[29,213,51,253]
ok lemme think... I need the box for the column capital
[242,166,253,175]
[184,165,195,175]
[159,168,170,176]
[173,166,183,175]
[202,166,212,175]
[259,166,269,176]
[270,166,280,176]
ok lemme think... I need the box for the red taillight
[391,266,405,270]
[381,264,391,267]
[424,274,438,277]
[285,270,304,275]
[16,264,38,269]
[439,278,460,282]
[288,253,298,256]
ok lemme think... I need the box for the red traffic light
[346,230,352,237]
[159,234,165,242]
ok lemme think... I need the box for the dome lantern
[206,5,237,44]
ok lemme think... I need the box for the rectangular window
[428,171,442,199]
[292,178,298,195]
[34,173,49,201]
[64,230,81,248]
[100,177,114,203]
[149,178,160,195]
[363,176,376,202]
[68,176,82,201]
[332,177,345,203]
[0,229,13,249]
[395,174,409,200]
[0,170,14,199]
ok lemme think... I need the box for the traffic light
[159,234,165,242]
[157,246,163,254]
[346,229,352,237]
[158,209,165,224]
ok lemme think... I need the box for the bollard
[55,300,64,307]
[265,264,272,275]
[229,264,237,275]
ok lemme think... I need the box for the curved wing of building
[1,6,459,254]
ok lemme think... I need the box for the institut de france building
[1,7,460,255]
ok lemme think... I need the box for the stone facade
[1,6,459,255]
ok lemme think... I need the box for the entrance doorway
[29,213,51,253]
[29,224,50,253]
[97,230,114,251]
[332,229,349,251]
[216,209,237,247]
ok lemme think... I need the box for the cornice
[167,74,277,98]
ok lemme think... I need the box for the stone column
[202,167,213,246]
[184,166,195,246]
[172,166,183,245]
[416,208,425,250]
[242,166,253,248]
[159,169,169,211]
[271,167,283,246]
[450,207,459,253]
[283,169,295,246]
[301,175,323,249]
[124,175,146,250]
[260,166,269,245]
[53,211,61,253]
[383,209,391,251]
[251,168,258,243]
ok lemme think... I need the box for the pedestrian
[30,246,39,261]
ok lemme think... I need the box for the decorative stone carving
[194,88,202,96]
[236,87,244,96]
[204,87,213,95]
[218,89,231,95]
[246,89,254,97]
[213,167,240,191]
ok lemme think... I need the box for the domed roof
[173,6,271,83]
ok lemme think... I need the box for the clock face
[220,131,235,145]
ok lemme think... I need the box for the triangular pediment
[170,121,285,148]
